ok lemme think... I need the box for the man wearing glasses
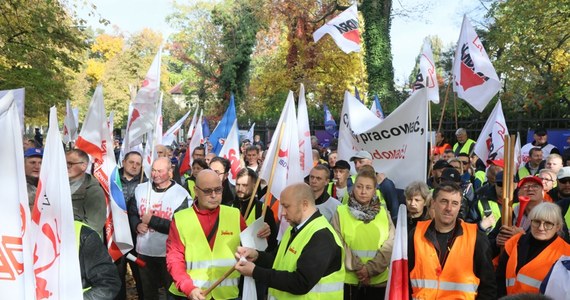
[66,149,106,238]
[166,169,248,300]
[128,157,191,299]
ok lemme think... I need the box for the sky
[78,0,484,86]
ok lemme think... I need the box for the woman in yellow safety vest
[331,165,394,300]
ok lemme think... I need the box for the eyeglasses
[67,161,85,168]
[213,170,227,176]
[539,177,553,182]
[522,184,542,190]
[460,161,470,165]
[560,178,570,184]
[531,219,555,230]
[196,186,224,196]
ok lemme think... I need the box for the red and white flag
[187,110,204,167]
[313,4,361,54]
[385,204,409,299]
[63,100,78,144]
[474,100,509,165]
[413,40,440,103]
[453,16,500,112]
[75,85,134,261]
[0,91,35,299]
[259,92,303,222]
[126,48,162,148]
[297,84,313,177]
[219,120,241,185]
[163,109,191,146]
[32,106,83,299]
[186,107,199,140]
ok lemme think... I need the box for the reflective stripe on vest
[504,232,570,295]
[337,204,390,285]
[168,206,241,299]
[410,220,480,300]
[410,279,478,293]
[268,216,345,299]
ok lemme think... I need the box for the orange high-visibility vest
[410,220,480,300]
[504,233,570,295]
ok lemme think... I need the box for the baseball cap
[558,167,570,179]
[517,176,543,189]
[333,160,350,170]
[24,148,43,158]
[486,159,504,169]
[534,128,547,136]
[350,150,372,162]
[440,168,461,183]
[433,160,450,170]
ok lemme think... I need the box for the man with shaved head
[234,183,345,299]
[128,157,191,299]
[166,169,247,300]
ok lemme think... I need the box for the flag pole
[437,75,453,133]
[453,91,458,129]
[144,92,162,214]
[244,176,262,222]
[427,101,433,180]
[261,123,287,218]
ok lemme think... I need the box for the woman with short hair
[404,181,431,231]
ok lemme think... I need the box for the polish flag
[297,83,313,177]
[313,4,361,54]
[385,204,409,299]
[76,85,134,261]
[219,120,241,184]
[0,91,35,299]
[32,106,83,299]
[62,99,78,144]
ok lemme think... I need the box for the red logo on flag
[127,109,141,129]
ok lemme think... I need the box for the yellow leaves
[85,59,105,83]
[91,34,124,60]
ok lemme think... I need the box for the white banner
[413,40,440,103]
[0,91,35,299]
[474,100,509,164]
[297,84,313,177]
[347,89,429,189]
[452,16,500,112]
[219,120,241,185]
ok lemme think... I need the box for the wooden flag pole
[437,76,453,133]
[261,123,287,219]
[204,265,236,297]
[501,134,514,227]
[243,176,262,221]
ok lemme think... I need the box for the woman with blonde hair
[496,202,570,296]
[331,165,394,299]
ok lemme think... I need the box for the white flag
[413,40,440,103]
[163,109,192,146]
[75,85,134,260]
[126,48,162,147]
[453,16,500,112]
[63,100,78,144]
[514,132,522,169]
[348,89,429,189]
[188,110,204,166]
[313,4,361,54]
[32,106,83,299]
[246,123,255,143]
[0,91,35,299]
[337,92,360,174]
[259,92,303,203]
[297,84,313,177]
[219,120,241,185]
[474,100,509,164]
[186,107,199,140]
[0,88,25,133]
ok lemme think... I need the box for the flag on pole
[209,94,236,154]
[0,88,25,133]
[126,48,162,148]
[32,106,83,299]
[75,85,134,261]
[370,94,385,120]
[186,107,199,140]
[202,117,211,138]
[297,84,313,177]
[0,91,35,300]
[474,100,509,164]
[514,132,522,169]
[452,16,500,112]
[63,100,78,144]
[187,110,204,167]
[324,104,338,138]
[413,39,440,103]
[219,120,241,185]
[246,123,255,143]
[313,3,361,54]
[259,92,303,220]
[385,204,409,300]
[163,109,191,146]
